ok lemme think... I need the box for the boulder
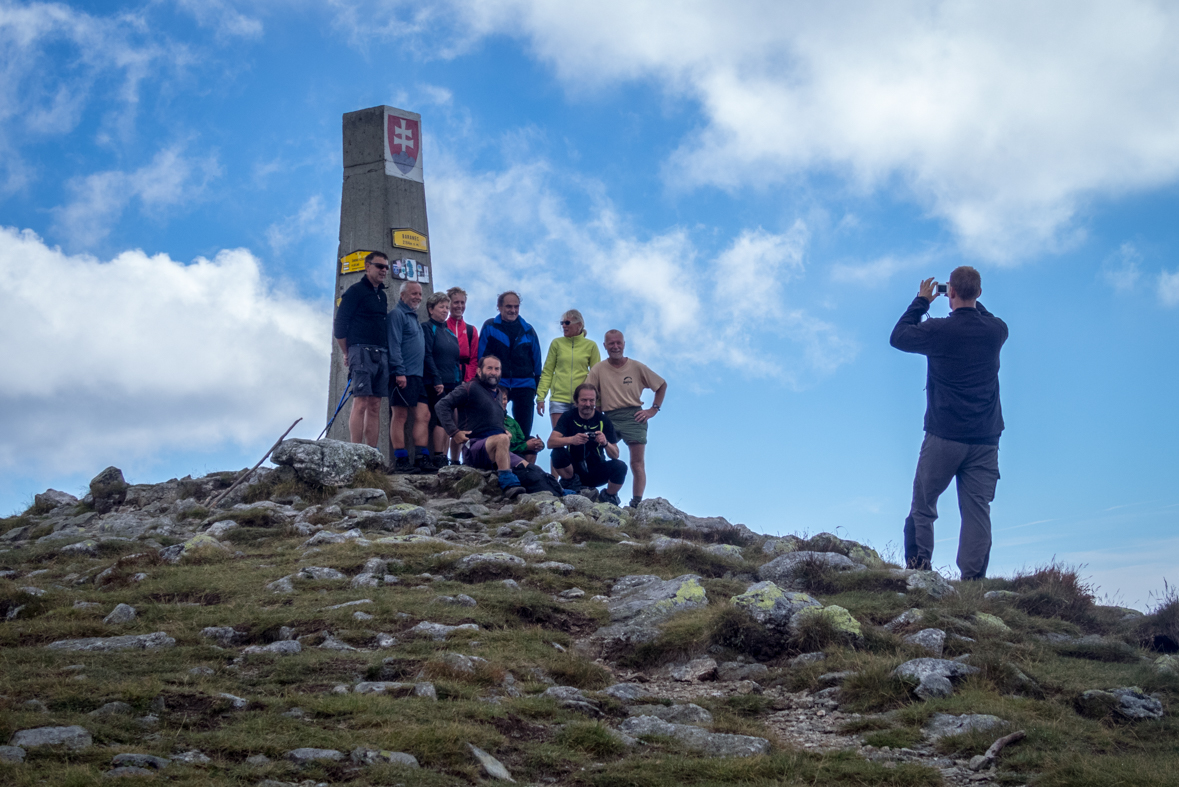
[1077,687,1164,721]
[762,536,803,556]
[369,504,437,531]
[285,748,344,763]
[271,439,383,486]
[111,753,170,770]
[351,747,420,767]
[671,657,718,682]
[731,581,822,630]
[467,743,514,781]
[47,632,175,652]
[409,622,480,641]
[600,683,652,702]
[758,552,866,587]
[90,467,129,514]
[329,488,388,508]
[924,713,1007,741]
[89,702,133,717]
[241,640,302,656]
[893,569,958,599]
[789,604,863,642]
[884,608,926,632]
[298,566,347,581]
[302,528,365,547]
[973,612,1011,633]
[455,552,525,572]
[619,716,770,757]
[892,658,980,700]
[8,725,92,750]
[1153,654,1179,675]
[717,662,770,682]
[903,628,947,657]
[627,703,713,724]
[0,745,25,762]
[35,489,78,510]
[634,497,749,537]
[159,533,230,564]
[103,603,137,625]
[581,574,708,658]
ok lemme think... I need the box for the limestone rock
[758,551,866,587]
[467,743,515,781]
[351,747,420,767]
[884,608,926,632]
[456,552,525,571]
[111,753,170,770]
[285,747,344,763]
[60,539,99,557]
[204,520,239,539]
[619,716,770,757]
[0,745,25,762]
[47,632,175,652]
[89,702,133,717]
[9,725,92,750]
[984,589,1020,601]
[582,574,707,658]
[789,604,863,642]
[159,533,230,564]
[973,612,1011,633]
[370,504,437,531]
[903,628,946,657]
[329,487,388,508]
[303,528,364,547]
[893,658,980,700]
[409,622,480,640]
[731,581,821,630]
[271,438,383,486]
[1077,687,1164,721]
[627,703,713,724]
[600,683,652,702]
[898,569,958,599]
[298,566,347,581]
[1153,654,1179,675]
[90,467,129,514]
[536,561,575,574]
[105,766,154,777]
[717,662,770,682]
[762,536,803,556]
[634,497,748,537]
[671,657,718,682]
[103,603,137,625]
[35,489,78,510]
[924,713,1007,741]
[242,640,302,656]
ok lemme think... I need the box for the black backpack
[514,463,565,497]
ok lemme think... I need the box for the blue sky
[1,1,1177,609]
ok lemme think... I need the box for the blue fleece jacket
[387,298,425,377]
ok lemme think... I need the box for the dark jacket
[890,297,1008,444]
[423,318,462,386]
[478,315,542,389]
[332,277,387,347]
[435,378,506,439]
[387,299,424,377]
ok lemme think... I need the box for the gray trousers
[903,433,999,580]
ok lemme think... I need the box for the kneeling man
[547,383,627,506]
[434,355,526,499]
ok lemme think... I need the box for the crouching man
[434,355,526,499]
[547,383,627,506]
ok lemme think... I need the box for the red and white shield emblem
[387,115,420,175]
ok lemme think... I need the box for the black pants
[506,386,536,438]
[552,448,628,488]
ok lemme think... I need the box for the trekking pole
[318,375,353,440]
[205,417,302,508]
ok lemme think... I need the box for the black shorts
[390,374,427,408]
[347,345,389,398]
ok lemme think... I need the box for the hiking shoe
[599,490,621,506]
[503,484,526,500]
[906,556,932,571]
[559,476,582,492]
[432,453,449,470]
[393,455,418,474]
[628,496,642,509]
[415,454,438,475]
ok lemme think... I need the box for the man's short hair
[365,251,388,266]
[399,280,421,297]
[949,266,981,301]
[497,290,521,308]
[447,286,467,300]
[573,382,598,403]
[426,291,449,311]
[604,329,623,340]
[479,354,501,370]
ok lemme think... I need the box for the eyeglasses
[560,320,572,326]
[371,263,389,270]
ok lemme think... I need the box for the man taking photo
[547,382,628,506]
[890,266,1008,580]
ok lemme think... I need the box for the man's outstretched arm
[889,277,938,354]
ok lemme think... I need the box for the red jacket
[446,316,480,382]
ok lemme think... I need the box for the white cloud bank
[343,0,1179,262]
[0,226,329,472]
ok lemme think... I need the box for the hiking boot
[502,484,526,500]
[906,556,932,571]
[432,453,449,470]
[628,496,642,509]
[599,490,621,506]
[559,476,582,492]
[393,455,418,474]
[415,454,438,475]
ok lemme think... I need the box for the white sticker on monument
[384,107,423,183]
[417,263,430,284]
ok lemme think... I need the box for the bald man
[585,329,667,508]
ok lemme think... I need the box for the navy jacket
[332,277,387,347]
[423,318,462,386]
[478,314,542,389]
[387,299,425,377]
[890,297,1008,444]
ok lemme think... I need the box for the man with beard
[547,382,628,506]
[434,355,526,499]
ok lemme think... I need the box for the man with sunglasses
[332,251,390,447]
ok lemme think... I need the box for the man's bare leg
[628,442,647,500]
[349,396,381,447]
[484,433,513,472]
[412,403,430,451]
[390,406,409,451]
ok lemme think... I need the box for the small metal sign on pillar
[326,105,434,461]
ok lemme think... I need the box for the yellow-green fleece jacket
[536,332,601,404]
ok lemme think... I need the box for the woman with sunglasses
[536,309,601,430]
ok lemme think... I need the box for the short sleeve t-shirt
[554,409,618,465]
[585,359,666,411]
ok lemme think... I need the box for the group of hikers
[332,251,667,506]
[334,250,1008,579]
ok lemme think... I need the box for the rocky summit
[1,438,1177,786]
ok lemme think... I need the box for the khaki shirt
[585,358,665,411]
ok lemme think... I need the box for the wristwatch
[651,404,661,411]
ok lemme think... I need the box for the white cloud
[1101,242,1143,293]
[176,0,264,39]
[426,147,855,385]
[51,146,221,248]
[0,226,329,472]
[830,251,939,287]
[266,194,338,254]
[1159,268,1179,307]
[344,0,1179,261]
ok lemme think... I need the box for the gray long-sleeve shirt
[387,299,424,377]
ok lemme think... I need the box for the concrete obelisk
[326,105,434,461]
